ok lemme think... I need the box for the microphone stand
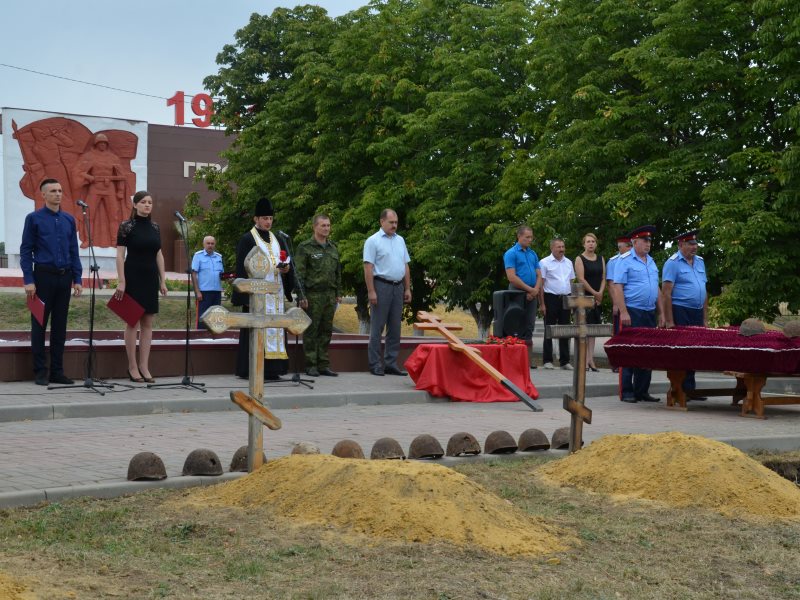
[277,232,313,390]
[147,216,206,392]
[50,202,132,394]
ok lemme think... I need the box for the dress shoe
[319,368,339,377]
[621,396,638,403]
[588,365,600,372]
[49,373,74,385]
[636,393,661,403]
[128,369,145,383]
[34,372,49,386]
[385,366,408,376]
[305,367,320,377]
[369,368,384,376]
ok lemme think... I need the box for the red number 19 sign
[167,91,214,127]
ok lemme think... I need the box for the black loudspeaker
[492,290,527,338]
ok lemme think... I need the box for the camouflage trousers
[302,291,337,369]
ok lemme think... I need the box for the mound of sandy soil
[180,454,572,556]
[0,572,36,600]
[537,432,800,519]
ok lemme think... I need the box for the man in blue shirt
[363,208,411,376]
[191,236,224,330]
[503,225,542,368]
[606,235,631,374]
[612,225,664,403]
[662,229,708,395]
[20,178,83,386]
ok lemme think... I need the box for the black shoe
[688,395,707,401]
[34,372,48,386]
[370,368,384,376]
[49,373,75,385]
[305,367,320,377]
[385,366,408,376]
[265,375,285,381]
[621,396,638,403]
[636,393,661,403]
[319,368,339,377]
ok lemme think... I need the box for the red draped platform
[404,344,539,403]
[604,326,800,417]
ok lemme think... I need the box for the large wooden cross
[547,283,613,453]
[415,311,542,412]
[201,246,311,472]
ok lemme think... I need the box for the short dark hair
[40,178,59,190]
[313,213,331,226]
[550,237,565,247]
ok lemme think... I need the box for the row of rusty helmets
[128,447,254,480]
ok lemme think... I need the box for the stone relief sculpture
[12,117,138,248]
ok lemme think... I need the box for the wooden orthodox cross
[415,311,542,412]
[201,246,311,472]
[546,283,613,453]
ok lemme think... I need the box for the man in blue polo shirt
[20,178,83,386]
[363,208,411,376]
[612,225,664,403]
[662,229,708,396]
[191,236,224,329]
[503,225,542,368]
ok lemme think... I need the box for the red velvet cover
[604,326,800,374]
[404,344,539,402]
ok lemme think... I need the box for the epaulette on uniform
[619,250,631,259]
[669,253,679,261]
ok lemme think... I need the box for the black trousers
[542,292,571,365]
[672,304,704,391]
[197,290,222,330]
[31,270,74,375]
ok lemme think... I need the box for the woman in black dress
[114,191,167,383]
[575,232,605,372]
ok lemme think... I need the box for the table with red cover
[404,343,539,403]
[604,326,800,417]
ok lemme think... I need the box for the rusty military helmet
[94,133,109,146]
[518,428,550,451]
[551,427,582,450]
[784,321,800,338]
[408,434,444,459]
[229,445,267,472]
[291,441,321,455]
[370,437,406,460]
[182,448,223,476]
[484,430,518,455]
[739,318,766,337]
[446,432,482,457]
[127,451,167,481]
[331,439,365,459]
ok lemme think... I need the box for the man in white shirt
[538,238,575,369]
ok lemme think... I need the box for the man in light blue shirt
[191,236,224,330]
[363,208,411,376]
[612,225,664,403]
[662,229,708,395]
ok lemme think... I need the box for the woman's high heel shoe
[128,369,144,383]
[140,372,156,384]
[588,365,600,372]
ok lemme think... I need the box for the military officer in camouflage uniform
[295,214,342,377]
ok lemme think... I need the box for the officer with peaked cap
[606,234,632,337]
[612,225,663,403]
[231,197,296,380]
[662,229,708,397]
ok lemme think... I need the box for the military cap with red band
[674,229,699,243]
[628,225,656,240]
[616,235,631,244]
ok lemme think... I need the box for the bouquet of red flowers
[485,335,525,346]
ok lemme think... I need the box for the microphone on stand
[77,200,89,210]
[277,230,290,240]
[174,211,187,222]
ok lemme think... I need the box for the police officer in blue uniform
[662,229,707,396]
[191,236,224,329]
[612,225,664,403]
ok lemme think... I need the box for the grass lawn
[1,457,799,599]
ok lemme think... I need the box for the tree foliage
[194,0,799,329]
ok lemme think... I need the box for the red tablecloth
[404,344,539,402]
[604,326,800,374]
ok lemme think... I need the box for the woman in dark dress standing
[114,191,167,383]
[575,232,605,372]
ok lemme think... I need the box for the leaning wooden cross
[547,282,613,453]
[201,246,311,472]
[415,311,542,412]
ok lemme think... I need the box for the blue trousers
[197,291,222,330]
[673,304,704,391]
[621,307,656,399]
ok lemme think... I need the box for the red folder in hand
[27,294,45,327]
[107,293,145,327]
